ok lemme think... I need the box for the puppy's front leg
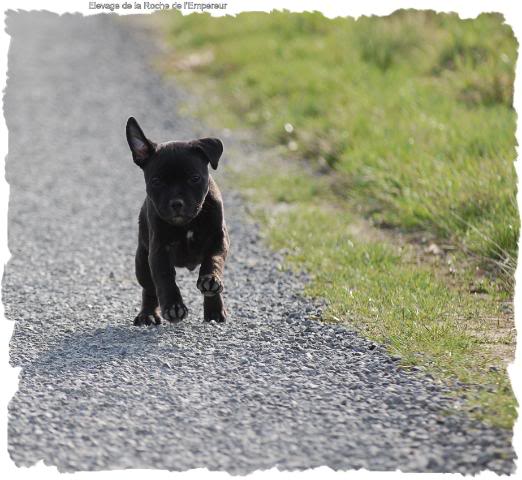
[197,228,229,322]
[149,241,187,323]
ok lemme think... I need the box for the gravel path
[4,11,515,474]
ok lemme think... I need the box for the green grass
[233,165,516,428]
[163,9,518,275]
[152,9,519,427]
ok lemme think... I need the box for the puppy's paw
[134,311,162,326]
[204,307,227,323]
[162,303,188,323]
[197,274,223,297]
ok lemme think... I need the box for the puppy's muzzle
[169,198,185,214]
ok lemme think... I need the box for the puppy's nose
[169,199,184,212]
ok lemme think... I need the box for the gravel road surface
[4,11,516,474]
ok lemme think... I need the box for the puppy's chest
[166,229,203,271]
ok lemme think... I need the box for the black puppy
[126,117,229,325]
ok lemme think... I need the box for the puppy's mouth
[170,215,190,226]
[170,204,204,226]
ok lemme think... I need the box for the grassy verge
[233,163,515,427]
[143,9,517,428]
[160,9,519,277]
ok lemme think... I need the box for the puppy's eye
[150,177,162,186]
[189,175,201,184]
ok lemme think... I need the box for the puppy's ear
[126,117,155,167]
[193,138,223,170]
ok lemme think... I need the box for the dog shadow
[14,322,174,376]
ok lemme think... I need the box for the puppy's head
[126,117,223,226]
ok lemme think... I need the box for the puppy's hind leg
[134,244,161,326]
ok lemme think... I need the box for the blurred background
[157,9,518,273]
